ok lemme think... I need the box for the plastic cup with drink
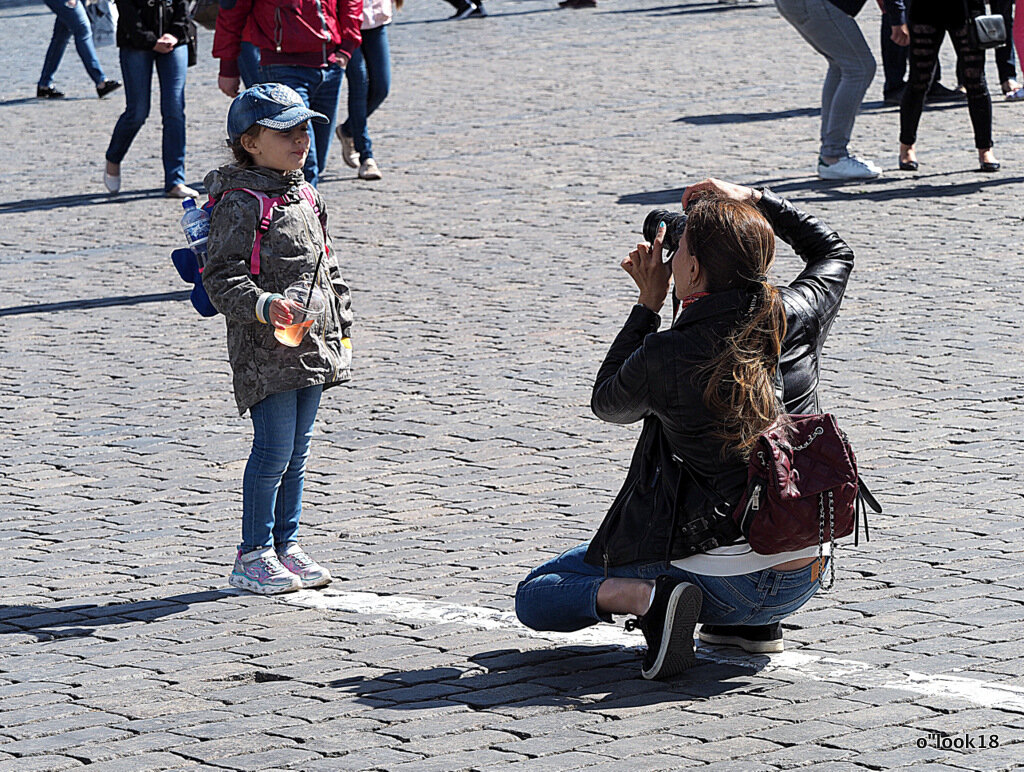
[274,281,326,347]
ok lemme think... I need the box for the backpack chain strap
[792,425,824,452]
[818,489,837,591]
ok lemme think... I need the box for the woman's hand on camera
[622,222,671,313]
[681,178,762,209]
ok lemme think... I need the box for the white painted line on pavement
[283,588,1024,714]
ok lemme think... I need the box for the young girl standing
[202,83,354,594]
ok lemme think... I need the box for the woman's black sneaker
[37,86,66,99]
[625,576,702,680]
[699,623,784,653]
[96,79,122,98]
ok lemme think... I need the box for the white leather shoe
[334,127,359,168]
[358,158,382,180]
[103,170,120,194]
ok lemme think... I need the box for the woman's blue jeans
[39,0,107,88]
[241,385,323,554]
[258,63,345,187]
[515,543,824,633]
[105,45,188,191]
[238,41,261,89]
[340,25,391,163]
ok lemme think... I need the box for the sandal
[1006,87,1024,101]
[1002,79,1022,95]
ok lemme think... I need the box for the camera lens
[643,209,687,255]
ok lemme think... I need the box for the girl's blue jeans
[105,45,188,191]
[340,24,391,163]
[515,543,824,633]
[39,0,107,88]
[241,385,322,554]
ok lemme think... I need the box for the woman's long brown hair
[684,195,787,459]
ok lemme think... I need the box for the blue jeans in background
[105,45,188,191]
[515,543,824,633]
[238,41,262,89]
[775,0,875,159]
[259,63,345,187]
[340,25,392,163]
[241,385,323,554]
[39,0,107,88]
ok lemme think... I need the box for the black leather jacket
[584,189,854,570]
[115,0,190,50]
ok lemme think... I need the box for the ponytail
[685,196,787,459]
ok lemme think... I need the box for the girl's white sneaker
[277,544,332,588]
[229,548,302,594]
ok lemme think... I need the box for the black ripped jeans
[899,0,993,150]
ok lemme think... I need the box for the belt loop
[770,572,784,597]
[756,572,770,594]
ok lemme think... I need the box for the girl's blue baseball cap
[226,83,328,142]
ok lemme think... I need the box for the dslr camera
[642,208,688,256]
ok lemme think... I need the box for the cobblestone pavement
[2,0,1024,769]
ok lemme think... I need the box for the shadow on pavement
[617,173,1024,206]
[0,186,205,213]
[750,173,1024,202]
[0,590,234,641]
[0,290,192,317]
[394,8,557,25]
[677,100,964,126]
[604,2,761,17]
[329,646,769,709]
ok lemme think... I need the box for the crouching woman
[515,178,854,680]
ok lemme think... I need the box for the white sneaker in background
[817,155,881,181]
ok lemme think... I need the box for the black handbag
[964,1,1007,50]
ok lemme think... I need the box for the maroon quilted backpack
[733,414,881,587]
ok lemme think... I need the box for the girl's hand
[681,177,762,209]
[621,222,671,313]
[269,298,296,328]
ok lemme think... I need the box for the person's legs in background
[155,44,194,196]
[775,0,879,179]
[880,7,908,104]
[38,0,111,95]
[338,46,367,169]
[992,0,1021,94]
[1011,0,1024,98]
[340,25,391,179]
[306,63,345,186]
[38,13,73,95]
[238,41,262,89]
[104,48,155,192]
[949,23,997,168]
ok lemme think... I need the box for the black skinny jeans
[899,0,993,149]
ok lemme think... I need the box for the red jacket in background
[214,0,363,78]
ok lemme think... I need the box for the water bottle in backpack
[180,199,210,268]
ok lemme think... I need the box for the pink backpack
[172,183,328,318]
[208,183,327,275]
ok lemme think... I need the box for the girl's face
[242,123,310,172]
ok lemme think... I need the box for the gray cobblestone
[3,0,1024,768]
